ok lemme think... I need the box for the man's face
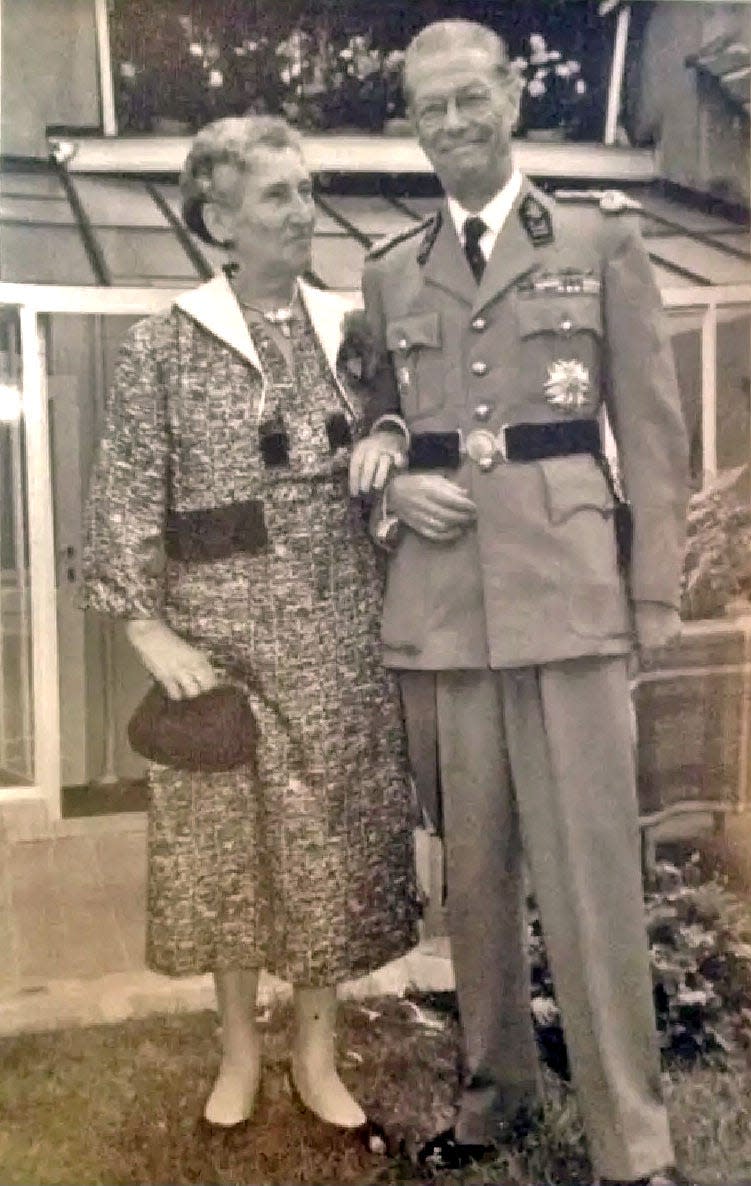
[220,146,315,277]
[407,45,521,201]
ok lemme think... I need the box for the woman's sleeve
[81,317,171,619]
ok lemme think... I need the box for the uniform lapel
[299,279,360,415]
[421,202,477,306]
[174,273,263,374]
[472,179,548,316]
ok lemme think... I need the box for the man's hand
[387,473,477,542]
[633,603,682,662]
[125,619,218,700]
[349,432,407,497]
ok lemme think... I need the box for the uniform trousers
[401,656,673,1180]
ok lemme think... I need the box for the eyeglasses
[412,85,496,132]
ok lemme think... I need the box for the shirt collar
[448,168,523,241]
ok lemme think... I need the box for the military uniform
[362,179,688,1179]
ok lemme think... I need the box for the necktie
[463,215,487,282]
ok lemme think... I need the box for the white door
[0,303,61,819]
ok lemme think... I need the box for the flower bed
[531,857,751,1071]
[109,6,605,137]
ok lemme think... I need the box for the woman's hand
[349,433,407,497]
[125,619,218,700]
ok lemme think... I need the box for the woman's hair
[180,115,304,245]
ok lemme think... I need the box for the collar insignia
[416,211,443,265]
[519,195,553,246]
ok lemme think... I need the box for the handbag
[127,682,257,772]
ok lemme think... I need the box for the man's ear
[202,201,235,249]
[502,68,524,130]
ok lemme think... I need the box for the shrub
[681,466,751,621]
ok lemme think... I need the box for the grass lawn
[2,996,751,1186]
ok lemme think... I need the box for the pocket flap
[386,312,442,351]
[541,457,614,525]
[517,298,602,339]
[165,499,268,562]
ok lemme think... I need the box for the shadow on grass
[1,997,751,1185]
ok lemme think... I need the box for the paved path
[0,814,453,1036]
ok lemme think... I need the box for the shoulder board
[367,213,439,261]
[555,188,642,214]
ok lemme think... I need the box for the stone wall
[630,1,750,207]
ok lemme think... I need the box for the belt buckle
[464,428,499,472]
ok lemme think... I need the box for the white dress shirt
[448,168,523,261]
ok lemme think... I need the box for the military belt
[407,419,602,472]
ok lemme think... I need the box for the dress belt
[407,418,602,472]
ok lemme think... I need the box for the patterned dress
[83,285,419,982]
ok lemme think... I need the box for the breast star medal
[544,359,591,413]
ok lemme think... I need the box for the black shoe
[284,1066,389,1154]
[417,1127,494,1171]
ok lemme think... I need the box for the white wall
[2,0,100,158]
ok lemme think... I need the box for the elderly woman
[82,116,418,1137]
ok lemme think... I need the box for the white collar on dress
[173,272,360,416]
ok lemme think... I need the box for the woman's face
[220,146,315,280]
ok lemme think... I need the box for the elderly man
[350,18,690,1186]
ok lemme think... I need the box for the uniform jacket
[362,178,689,669]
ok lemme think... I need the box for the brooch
[337,309,379,385]
[544,359,591,413]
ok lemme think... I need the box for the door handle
[57,544,77,584]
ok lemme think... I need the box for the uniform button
[471,316,486,332]
[470,360,488,376]
[474,403,491,422]
[560,318,573,334]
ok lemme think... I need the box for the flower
[208,69,223,88]
[188,42,203,57]
[515,35,591,134]
[119,61,137,79]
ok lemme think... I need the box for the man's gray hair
[180,115,304,244]
[404,19,513,100]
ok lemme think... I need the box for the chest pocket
[515,296,604,412]
[386,311,445,420]
[516,295,602,339]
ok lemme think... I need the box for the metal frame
[93,0,117,137]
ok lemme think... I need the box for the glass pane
[668,305,751,482]
[51,314,151,791]
[0,197,75,224]
[0,225,95,284]
[96,227,198,282]
[0,173,67,198]
[311,236,366,290]
[318,194,413,237]
[648,235,751,286]
[73,177,170,227]
[0,311,33,786]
